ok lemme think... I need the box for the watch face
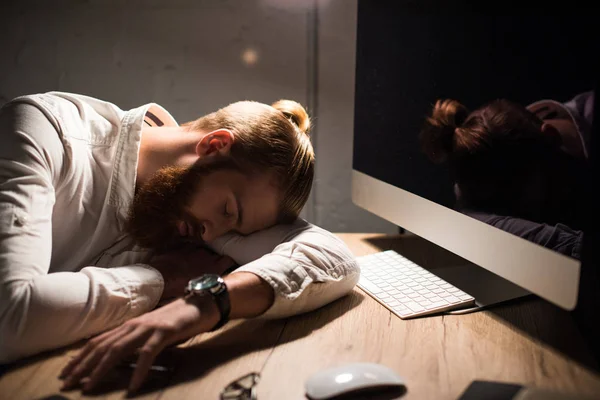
[190,274,222,292]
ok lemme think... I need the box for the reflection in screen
[352,12,597,263]
[418,93,593,260]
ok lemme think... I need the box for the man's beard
[126,157,239,251]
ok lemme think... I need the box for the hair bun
[420,99,469,163]
[272,99,311,135]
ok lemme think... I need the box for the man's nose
[201,217,234,242]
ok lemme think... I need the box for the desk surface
[1,233,600,400]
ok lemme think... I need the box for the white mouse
[305,362,406,399]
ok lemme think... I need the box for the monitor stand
[432,263,532,314]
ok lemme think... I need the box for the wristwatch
[185,274,231,331]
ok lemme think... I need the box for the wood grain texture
[0,318,286,400]
[258,234,600,399]
[1,233,599,400]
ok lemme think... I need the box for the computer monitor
[352,5,597,312]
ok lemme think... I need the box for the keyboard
[357,250,476,319]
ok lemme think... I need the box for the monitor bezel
[352,169,581,310]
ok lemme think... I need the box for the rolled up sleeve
[209,220,360,318]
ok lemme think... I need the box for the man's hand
[59,272,275,394]
[151,246,236,301]
[59,295,219,394]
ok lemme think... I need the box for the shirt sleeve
[0,102,163,364]
[562,90,594,155]
[208,219,360,319]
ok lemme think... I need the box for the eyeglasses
[220,372,260,400]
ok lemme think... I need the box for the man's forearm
[0,266,163,363]
[59,272,274,393]
[210,220,360,319]
[225,272,275,319]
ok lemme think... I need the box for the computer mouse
[305,362,406,400]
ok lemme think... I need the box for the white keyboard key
[359,279,383,295]
[445,295,460,303]
[393,305,409,313]
[404,302,425,313]
[411,295,426,302]
[426,301,449,310]
[393,294,409,302]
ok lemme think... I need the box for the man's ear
[195,129,235,157]
[541,122,562,148]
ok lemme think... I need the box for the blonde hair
[187,99,314,222]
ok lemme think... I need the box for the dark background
[353,4,597,209]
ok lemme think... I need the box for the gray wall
[0,0,395,234]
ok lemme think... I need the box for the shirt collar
[109,103,179,230]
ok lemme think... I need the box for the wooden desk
[1,233,600,399]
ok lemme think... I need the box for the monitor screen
[352,4,597,310]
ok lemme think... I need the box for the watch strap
[209,283,231,331]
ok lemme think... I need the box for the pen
[125,363,171,372]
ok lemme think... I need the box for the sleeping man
[0,92,359,392]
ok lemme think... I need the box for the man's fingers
[128,332,166,394]
[60,327,127,379]
[82,326,153,392]
[61,349,105,389]
[60,346,93,379]
[61,325,133,389]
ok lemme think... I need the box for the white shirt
[0,92,359,363]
